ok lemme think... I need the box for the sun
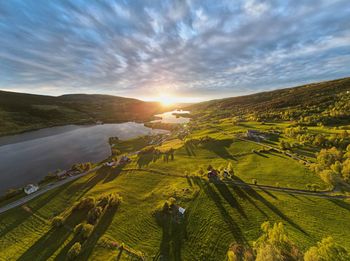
[157,95,176,106]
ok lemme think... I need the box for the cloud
[0,0,349,99]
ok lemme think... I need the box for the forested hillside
[190,77,350,126]
[0,91,162,136]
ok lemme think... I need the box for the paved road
[0,166,102,214]
[0,133,171,215]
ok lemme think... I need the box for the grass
[0,119,349,260]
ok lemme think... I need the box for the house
[207,169,218,179]
[56,170,68,179]
[223,170,229,178]
[105,161,115,167]
[246,130,268,141]
[24,184,39,195]
[119,155,131,165]
[178,207,186,216]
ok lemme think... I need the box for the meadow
[1,125,349,260]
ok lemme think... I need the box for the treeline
[311,146,350,188]
[282,126,350,150]
[227,222,349,261]
[51,193,122,260]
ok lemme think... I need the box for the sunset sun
[157,94,176,106]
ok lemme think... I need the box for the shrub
[162,202,170,213]
[74,223,94,240]
[108,193,122,207]
[74,197,96,211]
[67,242,81,260]
[51,216,64,228]
[87,206,103,224]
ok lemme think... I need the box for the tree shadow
[186,176,193,187]
[202,139,236,160]
[227,183,268,217]
[74,167,109,200]
[0,208,32,238]
[18,209,88,261]
[103,166,123,184]
[137,153,161,168]
[184,143,196,156]
[116,248,124,260]
[193,177,246,244]
[232,177,308,236]
[53,234,80,261]
[157,211,188,260]
[328,199,350,211]
[254,151,269,158]
[0,184,68,239]
[259,187,278,199]
[79,204,119,259]
[213,181,247,219]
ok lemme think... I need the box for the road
[0,166,102,214]
[0,133,171,215]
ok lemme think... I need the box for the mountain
[0,91,162,136]
[189,77,350,124]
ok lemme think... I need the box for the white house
[178,207,186,215]
[24,184,39,195]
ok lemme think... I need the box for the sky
[0,0,349,102]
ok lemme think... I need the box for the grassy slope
[189,77,350,115]
[1,136,349,260]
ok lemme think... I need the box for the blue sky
[0,0,349,101]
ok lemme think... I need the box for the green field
[1,78,350,260]
[1,133,349,260]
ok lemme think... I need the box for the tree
[316,147,342,168]
[67,242,81,260]
[227,162,234,175]
[254,222,301,261]
[87,206,103,224]
[341,158,350,182]
[51,216,64,228]
[319,169,339,188]
[304,237,349,261]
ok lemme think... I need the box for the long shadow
[184,143,196,156]
[137,153,161,168]
[30,183,69,212]
[328,199,350,211]
[232,177,308,236]
[18,209,88,261]
[53,234,80,261]
[259,187,278,199]
[213,181,247,219]
[203,139,236,160]
[116,248,124,260]
[158,211,187,260]
[227,183,268,217]
[254,151,269,158]
[186,176,193,187]
[103,166,123,184]
[74,167,109,200]
[193,177,246,244]
[0,184,68,238]
[0,208,32,238]
[79,204,119,259]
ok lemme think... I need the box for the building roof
[178,207,186,215]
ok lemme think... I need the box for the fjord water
[0,123,167,195]
[152,110,190,124]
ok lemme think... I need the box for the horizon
[1,76,348,105]
[0,1,350,103]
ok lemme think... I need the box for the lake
[152,110,190,124]
[0,123,167,195]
